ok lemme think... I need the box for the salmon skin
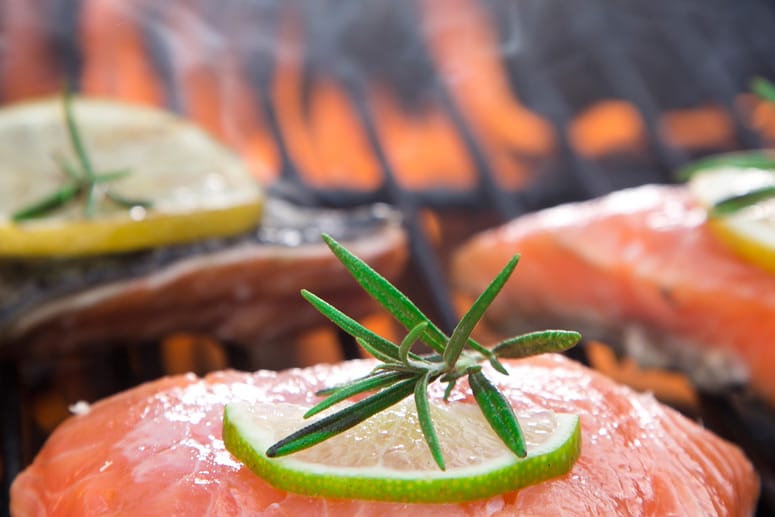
[451,184,775,405]
[10,355,758,516]
[0,198,406,357]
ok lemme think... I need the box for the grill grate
[1,361,21,515]
[3,0,775,514]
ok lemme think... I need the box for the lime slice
[0,96,263,257]
[223,399,580,503]
[688,166,775,274]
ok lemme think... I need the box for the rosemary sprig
[752,76,775,105]
[11,88,152,222]
[676,151,775,181]
[266,234,581,470]
[711,185,775,216]
[673,80,775,217]
[677,77,775,216]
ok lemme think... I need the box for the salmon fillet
[10,355,758,516]
[1,199,407,357]
[452,185,775,405]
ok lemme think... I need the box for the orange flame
[159,3,280,183]
[422,0,554,189]
[161,332,227,375]
[0,1,762,193]
[569,100,646,158]
[2,0,64,100]
[659,106,734,151]
[81,0,163,106]
[737,93,775,145]
[272,16,382,191]
[370,87,475,190]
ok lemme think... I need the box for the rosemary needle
[11,88,152,222]
[711,186,775,216]
[752,76,775,105]
[267,234,582,470]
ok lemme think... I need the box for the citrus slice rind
[688,166,775,275]
[0,203,262,257]
[223,400,581,503]
[0,96,263,257]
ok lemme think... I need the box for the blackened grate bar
[1,360,22,515]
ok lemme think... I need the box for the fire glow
[3,0,769,196]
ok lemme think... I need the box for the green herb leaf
[267,377,416,457]
[442,376,458,401]
[301,289,404,362]
[304,371,408,418]
[12,89,152,222]
[94,169,132,183]
[267,236,580,469]
[468,367,526,458]
[675,75,775,182]
[487,355,509,375]
[314,372,376,396]
[399,322,428,366]
[443,255,519,368]
[676,151,775,181]
[84,182,100,218]
[493,330,582,359]
[11,182,81,222]
[105,189,154,209]
[752,76,775,105]
[355,337,401,364]
[711,185,775,216]
[371,362,429,375]
[321,234,448,354]
[63,86,96,180]
[53,155,83,182]
[321,234,503,371]
[414,371,445,470]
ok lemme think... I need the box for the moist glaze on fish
[451,184,775,405]
[10,355,759,516]
[0,199,407,357]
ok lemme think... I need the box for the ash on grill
[3,0,775,515]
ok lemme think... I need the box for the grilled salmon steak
[452,184,775,405]
[1,199,407,357]
[10,355,759,515]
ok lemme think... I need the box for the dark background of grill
[3,0,775,514]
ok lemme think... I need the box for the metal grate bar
[1,359,22,515]
[500,36,618,198]
[586,13,689,180]
[346,85,460,333]
[657,11,763,150]
[511,82,617,199]
[435,85,525,220]
[48,0,84,90]
[736,1,775,80]
[141,3,186,114]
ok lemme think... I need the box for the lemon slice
[688,165,775,274]
[223,399,580,503]
[0,96,263,257]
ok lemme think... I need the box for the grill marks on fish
[9,356,759,515]
[0,199,407,355]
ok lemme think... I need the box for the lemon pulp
[223,398,581,503]
[688,166,775,275]
[0,96,263,257]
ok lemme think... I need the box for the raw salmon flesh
[452,184,775,406]
[10,355,758,516]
